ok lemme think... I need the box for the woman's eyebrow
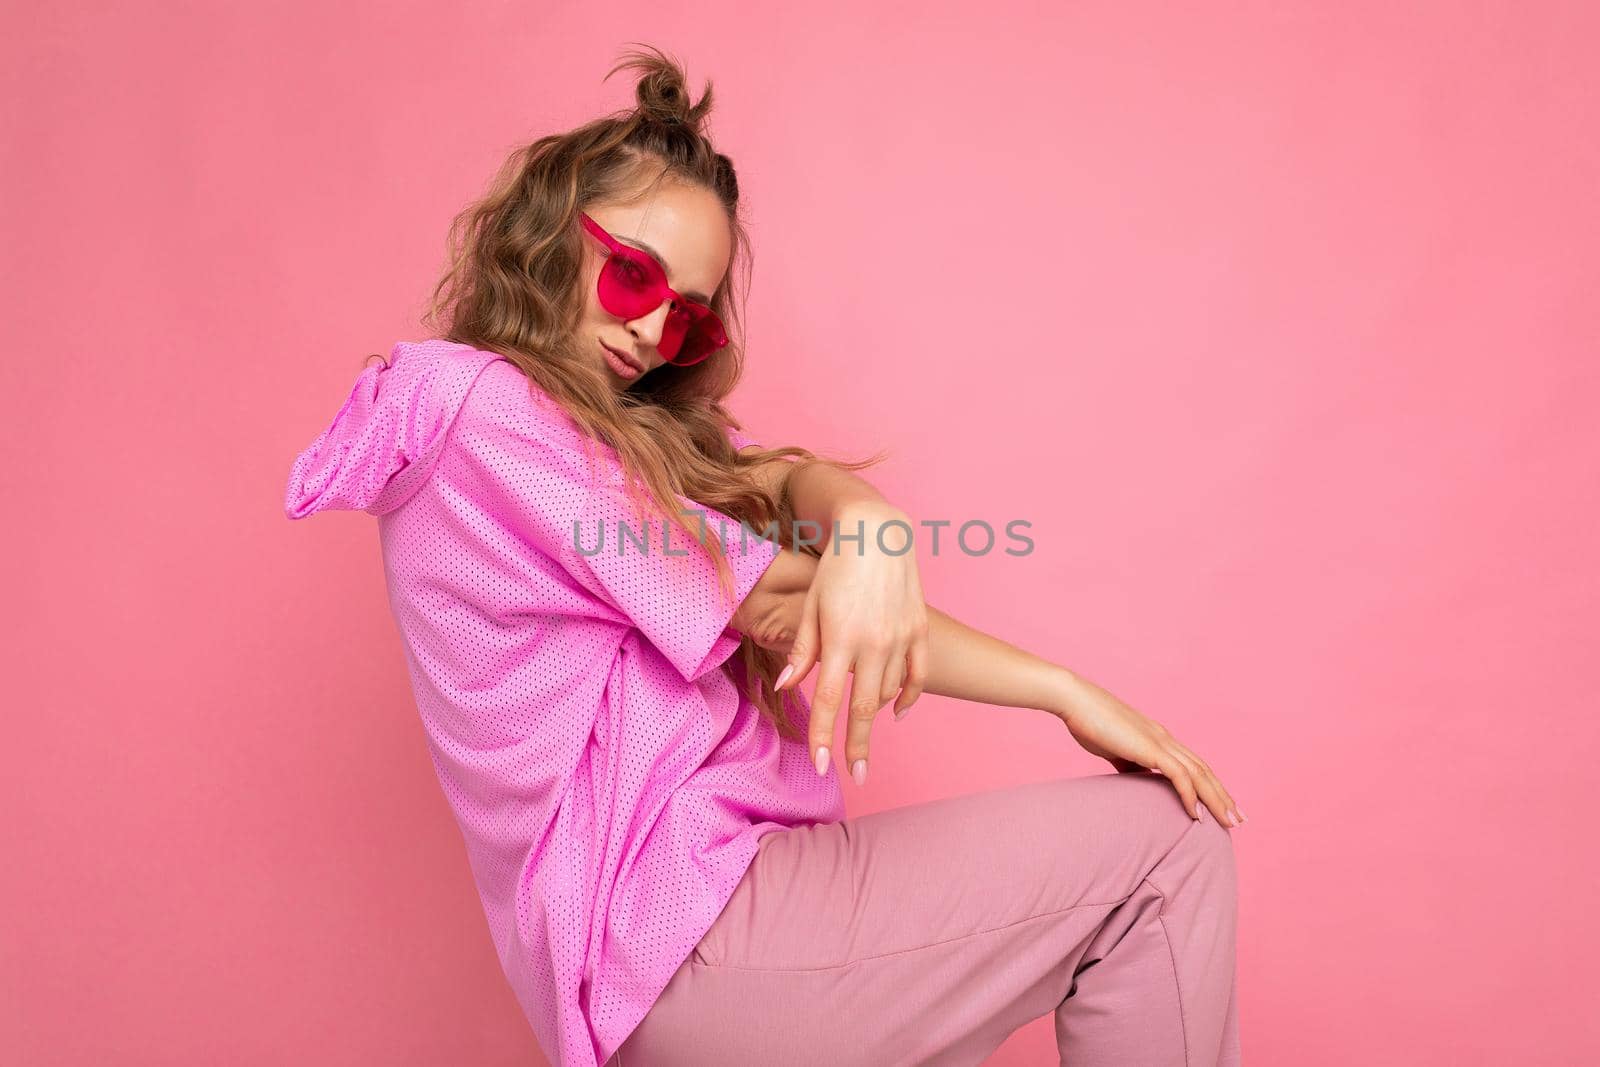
[616,237,713,304]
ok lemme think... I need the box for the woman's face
[577,181,732,390]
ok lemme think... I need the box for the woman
[285,45,1243,1067]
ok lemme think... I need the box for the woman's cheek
[753,602,798,652]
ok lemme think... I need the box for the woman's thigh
[615,770,1233,1066]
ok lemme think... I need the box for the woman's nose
[626,302,674,360]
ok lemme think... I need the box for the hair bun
[609,44,707,132]
[642,82,691,126]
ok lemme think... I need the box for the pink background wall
[5,3,1596,1064]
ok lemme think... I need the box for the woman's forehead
[590,188,731,296]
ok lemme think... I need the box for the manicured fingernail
[775,664,795,689]
[814,746,829,776]
[893,704,910,721]
[1227,809,1240,827]
[1193,803,1203,820]
[851,759,868,786]
[1237,810,1248,823]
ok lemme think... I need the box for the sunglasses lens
[598,252,659,318]
[593,243,728,365]
[663,305,727,366]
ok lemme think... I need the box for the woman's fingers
[807,645,856,777]
[843,649,890,786]
[894,585,929,720]
[1172,741,1242,825]
[778,582,822,691]
[878,647,906,712]
[889,620,928,723]
[886,612,928,719]
[1152,751,1206,821]
[893,633,927,720]
[1161,745,1237,827]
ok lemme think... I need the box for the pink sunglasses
[579,212,729,367]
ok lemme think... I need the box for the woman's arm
[740,449,892,548]
[735,551,1243,826]
[739,446,930,731]
[917,606,1241,824]
[741,569,1069,718]
[919,603,1071,713]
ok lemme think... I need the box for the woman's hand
[777,501,929,786]
[1051,671,1245,827]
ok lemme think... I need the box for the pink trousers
[612,771,1241,1066]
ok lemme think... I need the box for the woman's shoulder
[442,345,633,500]
[452,346,597,455]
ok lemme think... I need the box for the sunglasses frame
[579,211,728,367]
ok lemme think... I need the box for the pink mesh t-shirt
[284,339,844,1066]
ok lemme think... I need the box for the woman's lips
[599,339,641,379]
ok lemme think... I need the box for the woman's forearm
[739,449,1072,716]
[737,546,1079,720]
[738,441,900,552]
[920,603,1076,719]
[788,459,890,533]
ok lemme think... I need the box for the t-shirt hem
[594,820,778,1065]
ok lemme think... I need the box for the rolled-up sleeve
[563,480,781,683]
[459,392,783,683]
